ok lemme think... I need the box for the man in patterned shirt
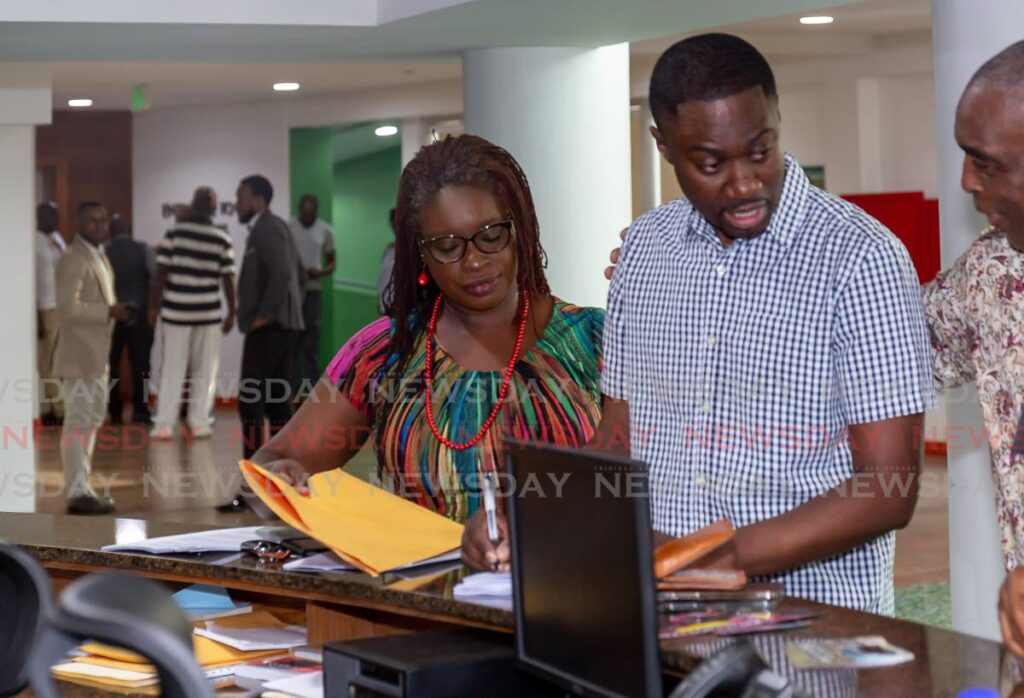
[931,41,1024,656]
[597,34,935,614]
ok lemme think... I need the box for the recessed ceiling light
[799,15,834,25]
[67,99,93,108]
[375,125,398,137]
[273,82,300,92]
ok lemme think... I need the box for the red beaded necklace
[424,291,530,451]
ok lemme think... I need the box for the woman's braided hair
[384,134,549,368]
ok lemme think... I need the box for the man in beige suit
[56,201,132,514]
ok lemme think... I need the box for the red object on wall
[841,191,941,284]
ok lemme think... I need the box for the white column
[0,65,51,512]
[855,78,883,193]
[932,0,1024,641]
[638,103,662,213]
[463,45,632,308]
[400,117,431,168]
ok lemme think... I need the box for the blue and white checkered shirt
[603,155,935,614]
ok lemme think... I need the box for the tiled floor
[33,408,952,589]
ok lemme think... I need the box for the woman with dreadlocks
[252,134,604,570]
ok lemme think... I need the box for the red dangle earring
[417,271,429,287]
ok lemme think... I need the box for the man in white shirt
[288,194,335,397]
[35,202,63,426]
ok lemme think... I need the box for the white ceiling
[33,0,932,111]
[0,0,858,62]
[52,61,462,110]
[632,0,930,58]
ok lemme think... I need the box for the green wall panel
[291,134,400,368]
[289,126,337,371]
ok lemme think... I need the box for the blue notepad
[172,584,252,622]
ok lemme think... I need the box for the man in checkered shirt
[599,34,935,614]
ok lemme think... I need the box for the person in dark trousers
[105,213,155,425]
[217,174,304,513]
[288,194,335,400]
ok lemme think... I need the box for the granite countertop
[5,512,1022,697]
[0,512,512,630]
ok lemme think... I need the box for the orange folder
[239,460,464,577]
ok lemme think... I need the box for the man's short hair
[241,175,274,205]
[36,201,56,216]
[966,39,1024,95]
[77,200,104,216]
[299,193,318,208]
[649,33,777,126]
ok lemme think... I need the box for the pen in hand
[482,471,501,571]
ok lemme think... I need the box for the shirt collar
[247,210,263,231]
[686,153,810,250]
[79,237,101,254]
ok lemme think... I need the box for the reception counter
[2,513,1020,697]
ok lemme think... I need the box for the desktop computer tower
[323,629,559,697]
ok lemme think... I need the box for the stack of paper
[50,661,159,692]
[453,572,513,610]
[194,610,307,652]
[240,460,464,576]
[283,549,462,574]
[50,633,286,692]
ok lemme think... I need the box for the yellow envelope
[240,460,464,577]
[51,661,158,689]
[81,633,283,669]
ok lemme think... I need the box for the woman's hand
[267,459,312,496]
[461,508,511,572]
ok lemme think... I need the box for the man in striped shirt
[148,186,236,439]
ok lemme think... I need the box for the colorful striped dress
[327,299,604,523]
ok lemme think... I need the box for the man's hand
[1001,567,1024,658]
[222,310,235,335]
[147,307,159,329]
[306,267,321,280]
[249,316,271,331]
[109,303,132,322]
[604,227,627,280]
[267,459,312,496]
[461,508,510,572]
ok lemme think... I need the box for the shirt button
[701,401,712,414]
[706,334,717,347]
[715,264,726,276]
[695,474,708,487]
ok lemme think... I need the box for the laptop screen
[505,441,662,698]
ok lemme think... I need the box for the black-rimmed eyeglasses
[419,220,514,264]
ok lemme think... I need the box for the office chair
[0,543,53,696]
[0,542,212,698]
[29,571,214,698]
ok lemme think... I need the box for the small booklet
[172,583,253,622]
[785,635,914,669]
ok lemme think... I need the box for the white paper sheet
[101,526,266,554]
[452,572,513,610]
[262,671,324,698]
